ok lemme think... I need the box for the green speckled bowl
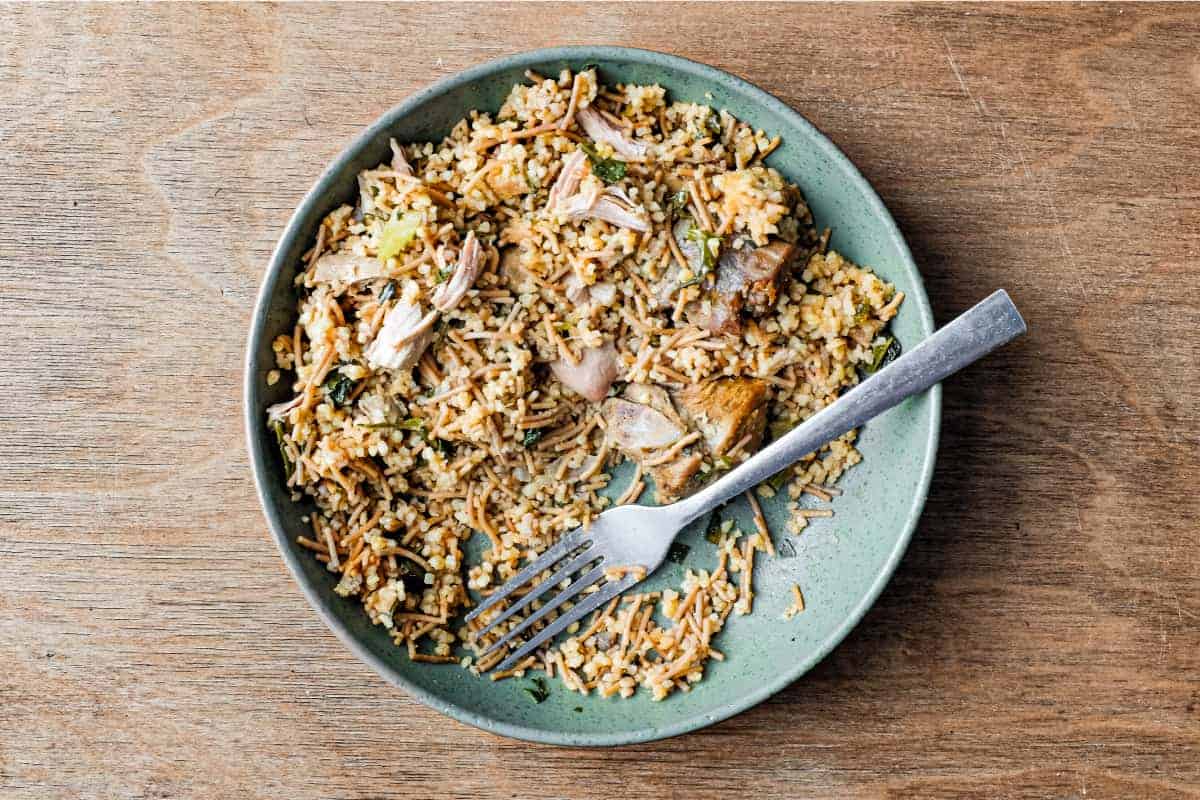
[244,46,939,746]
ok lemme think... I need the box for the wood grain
[2,3,1198,798]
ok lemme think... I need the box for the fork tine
[478,564,606,659]
[464,527,588,624]
[471,546,600,641]
[487,574,639,673]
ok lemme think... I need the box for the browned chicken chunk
[648,452,703,501]
[604,378,769,503]
[659,221,799,334]
[721,240,797,316]
[601,385,699,503]
[674,377,770,457]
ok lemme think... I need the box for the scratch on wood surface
[943,35,984,117]
[941,36,1080,283]
[1000,119,1035,182]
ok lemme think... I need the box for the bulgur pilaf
[267,67,902,700]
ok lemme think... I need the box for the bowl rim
[244,45,941,747]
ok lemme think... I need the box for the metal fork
[467,290,1026,672]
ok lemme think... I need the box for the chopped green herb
[705,513,723,544]
[591,157,628,184]
[854,302,871,326]
[377,211,422,263]
[678,224,722,289]
[666,542,691,564]
[522,428,544,448]
[686,224,721,272]
[711,455,734,472]
[524,676,550,703]
[705,111,722,135]
[435,265,454,284]
[378,280,397,304]
[767,469,790,491]
[322,372,358,407]
[579,142,628,184]
[397,417,426,432]
[670,190,689,214]
[863,336,901,374]
[271,420,294,480]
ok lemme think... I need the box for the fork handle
[671,289,1026,526]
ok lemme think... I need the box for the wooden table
[3,3,1198,798]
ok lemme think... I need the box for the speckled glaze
[244,46,940,746]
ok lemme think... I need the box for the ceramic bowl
[245,46,939,746]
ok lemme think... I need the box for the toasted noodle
[783,583,807,620]
[268,68,901,700]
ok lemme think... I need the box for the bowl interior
[246,47,938,746]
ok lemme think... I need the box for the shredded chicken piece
[563,273,617,307]
[623,383,683,426]
[564,183,650,232]
[267,395,302,422]
[576,107,648,160]
[610,377,768,503]
[600,385,699,503]
[550,341,619,403]
[562,272,589,305]
[366,299,437,370]
[389,138,413,176]
[311,250,385,285]
[601,398,684,451]
[589,281,617,306]
[562,179,602,217]
[431,232,484,312]
[550,147,649,232]
[548,150,588,211]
